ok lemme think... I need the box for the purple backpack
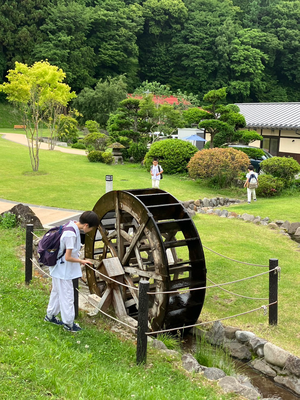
[38,224,76,266]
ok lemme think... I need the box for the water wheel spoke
[122,219,149,266]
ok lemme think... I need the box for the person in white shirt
[150,158,163,188]
[44,211,99,332]
[244,165,258,204]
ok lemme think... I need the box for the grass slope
[0,228,237,400]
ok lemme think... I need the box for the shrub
[256,174,284,197]
[188,148,249,187]
[260,156,300,185]
[0,212,17,228]
[230,147,265,160]
[128,142,148,162]
[83,132,108,151]
[87,150,103,162]
[57,115,80,144]
[85,120,100,133]
[101,152,113,164]
[71,142,86,149]
[144,139,198,174]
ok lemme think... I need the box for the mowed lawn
[1,134,300,358]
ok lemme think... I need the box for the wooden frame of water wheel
[84,189,206,333]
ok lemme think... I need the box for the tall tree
[0,0,49,83]
[73,75,128,127]
[0,61,76,171]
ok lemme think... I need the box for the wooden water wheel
[84,189,206,333]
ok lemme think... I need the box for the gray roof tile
[236,102,300,129]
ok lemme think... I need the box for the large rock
[250,359,277,377]
[202,197,210,207]
[235,330,256,343]
[285,355,300,377]
[264,342,290,368]
[181,353,202,373]
[288,222,300,235]
[294,227,300,238]
[218,376,262,400]
[207,321,225,345]
[203,367,226,380]
[274,375,300,395]
[1,204,43,229]
[249,337,267,357]
[242,213,255,222]
[224,342,252,361]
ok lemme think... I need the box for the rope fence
[25,224,279,365]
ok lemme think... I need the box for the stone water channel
[181,331,300,400]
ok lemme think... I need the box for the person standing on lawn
[150,158,163,188]
[44,211,99,332]
[244,165,258,204]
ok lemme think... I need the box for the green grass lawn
[1,123,300,397]
[0,228,237,400]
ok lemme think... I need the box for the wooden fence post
[136,279,149,365]
[269,258,278,325]
[25,224,34,284]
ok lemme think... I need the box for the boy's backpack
[158,165,163,180]
[37,224,76,266]
[248,173,258,189]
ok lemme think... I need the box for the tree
[0,61,76,171]
[73,75,128,127]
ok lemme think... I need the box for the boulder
[274,375,300,395]
[288,222,300,235]
[203,367,226,380]
[285,355,300,377]
[250,359,277,377]
[1,204,43,229]
[202,197,210,207]
[294,227,300,238]
[207,321,225,345]
[242,213,255,222]
[224,342,252,361]
[281,220,290,231]
[235,330,256,343]
[264,342,290,368]
[249,337,267,357]
[152,339,167,350]
[181,353,202,373]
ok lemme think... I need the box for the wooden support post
[269,258,278,325]
[25,224,34,285]
[136,279,149,365]
[73,278,79,319]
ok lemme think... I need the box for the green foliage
[85,120,100,133]
[144,139,198,174]
[157,333,181,351]
[230,147,265,160]
[101,151,113,164]
[0,60,76,170]
[57,115,79,144]
[256,174,284,197]
[87,150,113,164]
[194,334,236,376]
[0,212,17,229]
[83,132,108,151]
[235,130,263,145]
[87,150,103,162]
[128,142,148,162]
[74,76,128,127]
[71,142,86,150]
[260,157,300,184]
[188,148,249,187]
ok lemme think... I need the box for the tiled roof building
[236,103,300,163]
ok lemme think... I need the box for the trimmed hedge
[188,147,249,187]
[261,156,300,185]
[144,139,198,174]
[256,175,284,197]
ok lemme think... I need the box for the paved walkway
[0,198,83,228]
[1,133,86,227]
[1,133,87,155]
